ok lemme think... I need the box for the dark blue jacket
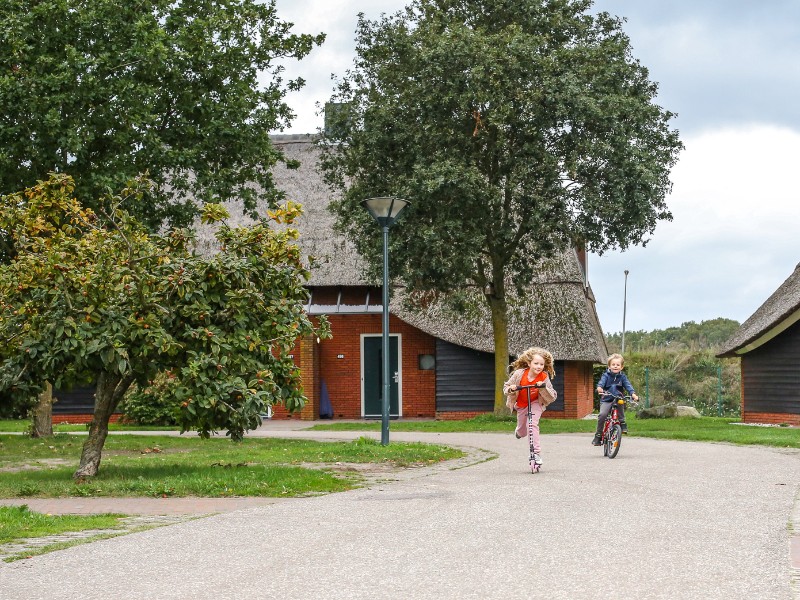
[597,369,636,402]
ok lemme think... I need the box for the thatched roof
[389,253,607,361]
[194,134,368,285]
[717,262,800,357]
[203,134,607,362]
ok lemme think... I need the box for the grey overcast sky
[271,0,800,334]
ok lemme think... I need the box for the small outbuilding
[717,262,800,425]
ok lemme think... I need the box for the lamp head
[361,197,411,228]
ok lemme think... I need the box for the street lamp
[360,197,411,445]
[622,269,629,353]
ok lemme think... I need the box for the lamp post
[360,197,411,445]
[622,269,629,353]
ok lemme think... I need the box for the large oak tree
[0,0,324,432]
[319,0,683,410]
[0,0,324,231]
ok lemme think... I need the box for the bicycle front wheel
[606,424,622,459]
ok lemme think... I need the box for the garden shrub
[119,372,182,426]
[591,350,740,416]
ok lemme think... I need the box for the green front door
[363,335,400,418]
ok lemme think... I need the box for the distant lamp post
[622,269,630,353]
[360,197,411,445]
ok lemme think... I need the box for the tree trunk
[487,292,511,414]
[30,381,54,438]
[74,371,133,479]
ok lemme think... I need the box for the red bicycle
[598,392,638,459]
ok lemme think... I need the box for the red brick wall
[273,314,437,419]
[573,362,595,418]
[269,313,598,421]
[53,414,123,425]
[298,335,318,421]
[539,361,594,420]
[743,411,800,426]
[271,335,315,420]
[58,334,597,423]
[436,411,486,420]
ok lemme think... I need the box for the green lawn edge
[307,414,800,448]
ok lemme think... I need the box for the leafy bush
[593,350,740,416]
[0,389,32,419]
[119,373,182,426]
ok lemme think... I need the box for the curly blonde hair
[510,347,555,379]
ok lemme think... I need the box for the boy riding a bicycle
[592,353,639,445]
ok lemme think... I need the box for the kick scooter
[514,383,545,473]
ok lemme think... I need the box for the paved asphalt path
[1,424,799,600]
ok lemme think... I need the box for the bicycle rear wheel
[606,424,622,459]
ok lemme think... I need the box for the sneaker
[533,453,543,465]
[621,423,628,434]
[592,434,602,446]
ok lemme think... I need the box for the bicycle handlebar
[600,392,640,408]
[513,383,546,391]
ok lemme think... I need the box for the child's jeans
[515,402,543,453]
[595,401,625,435]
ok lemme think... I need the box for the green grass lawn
[0,432,462,560]
[3,414,797,446]
[0,504,191,562]
[0,505,123,545]
[0,415,796,500]
[309,414,593,434]
[622,416,800,447]
[310,414,800,448]
[0,419,177,433]
[0,434,464,499]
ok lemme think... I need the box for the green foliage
[322,0,682,286]
[604,350,740,417]
[602,319,743,416]
[319,0,682,408]
[606,318,741,352]
[0,174,330,466]
[118,374,182,426]
[0,0,324,230]
[0,389,31,420]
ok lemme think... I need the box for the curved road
[1,426,799,599]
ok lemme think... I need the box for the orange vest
[516,369,547,409]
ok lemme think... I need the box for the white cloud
[593,1,800,133]
[591,125,800,332]
[272,0,407,134]
[267,2,800,333]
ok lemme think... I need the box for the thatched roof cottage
[262,135,608,420]
[718,263,800,425]
[51,134,610,423]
